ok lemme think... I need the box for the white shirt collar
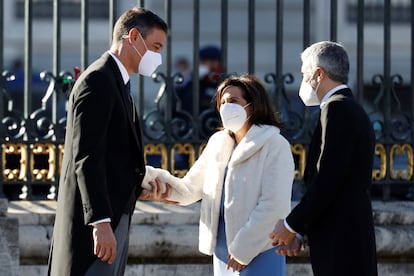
[320,84,348,109]
[107,51,129,85]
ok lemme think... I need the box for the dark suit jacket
[47,53,146,276]
[286,88,378,276]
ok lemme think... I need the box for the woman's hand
[139,177,171,201]
[139,177,180,204]
[226,254,246,272]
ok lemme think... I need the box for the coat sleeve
[143,131,232,205]
[72,71,115,225]
[286,100,360,234]
[143,138,214,206]
[228,136,295,265]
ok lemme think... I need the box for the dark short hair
[112,7,168,44]
[199,45,221,60]
[216,74,283,128]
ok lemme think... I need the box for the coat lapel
[305,117,322,183]
[305,88,352,182]
[229,125,278,166]
[106,54,143,152]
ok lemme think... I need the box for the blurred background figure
[174,56,191,90]
[175,45,222,115]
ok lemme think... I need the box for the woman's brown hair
[215,74,283,128]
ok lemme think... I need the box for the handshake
[141,165,191,197]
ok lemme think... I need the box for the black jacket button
[135,168,144,176]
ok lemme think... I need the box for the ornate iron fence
[0,0,413,201]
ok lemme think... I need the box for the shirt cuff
[89,218,111,226]
[284,219,297,234]
[295,233,303,240]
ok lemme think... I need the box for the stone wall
[7,200,414,276]
[0,198,19,276]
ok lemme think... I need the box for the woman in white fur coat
[144,74,295,275]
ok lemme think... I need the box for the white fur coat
[144,124,294,265]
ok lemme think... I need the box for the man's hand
[269,219,296,246]
[139,177,175,202]
[276,235,303,257]
[92,222,116,264]
[226,255,246,272]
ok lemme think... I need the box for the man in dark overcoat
[269,41,378,276]
[48,7,169,276]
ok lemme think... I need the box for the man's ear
[128,28,139,42]
[315,67,325,81]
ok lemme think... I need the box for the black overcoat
[286,88,378,276]
[47,52,145,275]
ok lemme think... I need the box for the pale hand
[139,177,175,202]
[93,222,117,264]
[138,177,178,204]
[269,219,296,246]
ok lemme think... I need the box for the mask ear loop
[242,102,251,109]
[132,44,143,58]
[122,31,145,58]
[314,81,321,97]
[138,32,149,51]
[243,102,252,123]
[312,68,322,97]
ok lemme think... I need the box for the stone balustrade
[5,200,414,276]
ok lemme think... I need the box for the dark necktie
[125,80,131,96]
[125,81,135,122]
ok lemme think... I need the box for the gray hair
[301,41,349,84]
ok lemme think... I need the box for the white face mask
[298,76,320,106]
[219,102,250,133]
[198,64,209,78]
[131,33,162,77]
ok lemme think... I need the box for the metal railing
[0,0,413,201]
